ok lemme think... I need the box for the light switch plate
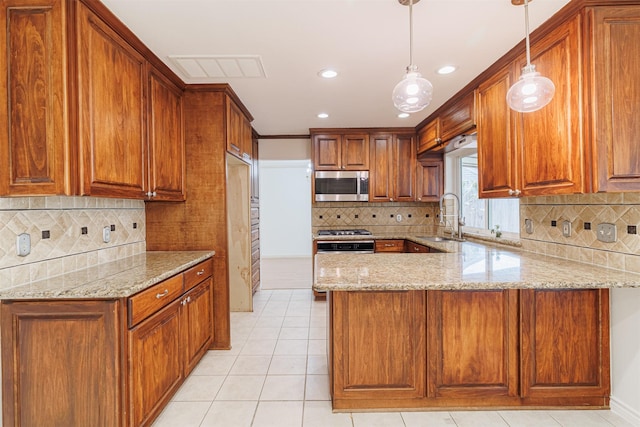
[16,233,31,256]
[524,219,533,234]
[562,220,572,237]
[597,223,616,243]
[102,226,111,243]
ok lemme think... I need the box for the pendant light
[392,0,433,113]
[506,0,555,113]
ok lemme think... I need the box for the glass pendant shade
[507,65,555,113]
[392,68,433,113]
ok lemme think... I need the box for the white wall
[258,139,312,258]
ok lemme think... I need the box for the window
[446,145,519,238]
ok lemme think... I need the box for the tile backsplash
[520,192,640,274]
[0,196,146,289]
[312,201,439,235]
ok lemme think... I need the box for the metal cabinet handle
[196,269,205,276]
[155,289,169,299]
[508,189,522,197]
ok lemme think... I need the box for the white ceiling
[101,0,571,136]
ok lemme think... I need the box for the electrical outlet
[102,226,111,243]
[396,214,402,222]
[597,223,616,243]
[562,220,571,237]
[16,233,31,256]
[524,219,534,234]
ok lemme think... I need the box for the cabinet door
[183,278,214,375]
[1,300,121,427]
[374,239,405,252]
[129,299,183,427]
[0,0,70,196]
[313,134,342,170]
[331,290,426,401]
[405,241,429,253]
[226,97,243,159]
[417,118,442,154]
[520,289,610,401]
[148,68,185,201]
[428,290,519,400]
[590,6,640,192]
[477,66,517,198]
[393,134,416,201]
[440,91,476,143]
[77,3,147,198]
[369,134,394,201]
[241,113,252,162]
[251,135,260,201]
[342,133,369,170]
[516,15,584,196]
[416,158,443,202]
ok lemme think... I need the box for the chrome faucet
[439,192,465,240]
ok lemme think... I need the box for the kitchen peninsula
[314,239,640,411]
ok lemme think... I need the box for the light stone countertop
[0,251,214,300]
[313,240,640,291]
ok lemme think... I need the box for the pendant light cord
[524,0,531,66]
[409,0,414,68]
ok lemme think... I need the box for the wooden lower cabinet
[1,258,214,427]
[329,289,610,410]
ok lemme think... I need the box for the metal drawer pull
[196,269,205,276]
[156,289,169,298]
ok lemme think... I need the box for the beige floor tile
[269,355,308,375]
[240,339,277,356]
[306,355,328,375]
[279,327,309,340]
[307,339,326,355]
[171,375,225,402]
[401,411,457,427]
[150,401,210,427]
[352,412,406,427]
[308,327,326,340]
[200,401,257,427]
[274,339,308,356]
[498,410,561,426]
[450,411,509,427]
[191,354,237,376]
[302,401,353,427]
[229,356,273,376]
[548,410,626,427]
[282,316,310,328]
[305,374,330,401]
[249,327,282,340]
[256,316,285,328]
[252,401,304,427]
[260,375,306,401]
[216,375,265,401]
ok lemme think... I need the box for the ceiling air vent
[168,55,267,79]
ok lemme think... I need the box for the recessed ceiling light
[317,113,329,119]
[318,68,338,79]
[398,112,410,118]
[437,65,457,75]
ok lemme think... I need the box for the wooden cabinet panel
[374,239,405,253]
[312,133,369,171]
[342,134,370,170]
[516,15,584,196]
[183,278,214,375]
[440,91,476,143]
[251,134,260,201]
[477,66,517,198]
[428,290,518,399]
[313,134,341,170]
[590,6,640,192]
[520,289,610,400]
[1,300,121,427]
[416,158,443,202]
[405,241,430,253]
[129,298,183,427]
[184,258,213,292]
[0,0,70,196]
[77,2,147,198]
[331,291,426,400]
[128,273,184,327]
[417,118,442,154]
[148,68,185,201]
[394,134,416,201]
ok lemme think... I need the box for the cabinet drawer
[184,259,213,292]
[129,274,183,327]
[406,241,430,253]
[375,240,405,252]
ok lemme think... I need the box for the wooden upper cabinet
[417,117,442,154]
[312,133,369,170]
[439,90,476,143]
[227,97,252,163]
[416,157,443,202]
[477,66,517,199]
[77,2,147,198]
[369,133,415,202]
[0,0,70,196]
[516,14,584,196]
[589,5,640,192]
[148,68,185,201]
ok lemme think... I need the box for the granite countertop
[313,240,640,291]
[0,251,214,300]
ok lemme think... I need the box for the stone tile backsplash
[520,192,640,274]
[0,196,146,289]
[312,202,439,235]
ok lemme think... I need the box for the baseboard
[610,396,640,425]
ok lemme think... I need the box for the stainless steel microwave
[314,171,369,202]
